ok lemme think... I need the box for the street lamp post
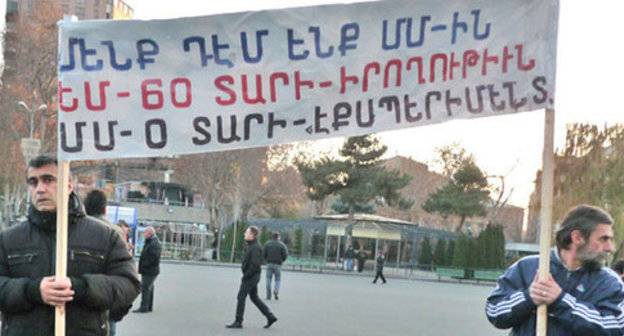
[18,101,47,208]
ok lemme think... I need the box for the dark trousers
[140,274,157,311]
[235,276,273,323]
[373,270,386,283]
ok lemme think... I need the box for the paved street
[119,263,508,336]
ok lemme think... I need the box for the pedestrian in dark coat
[356,249,367,273]
[133,226,161,313]
[263,232,288,300]
[226,226,278,329]
[372,252,387,284]
[0,155,140,336]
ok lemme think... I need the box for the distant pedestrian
[372,252,387,284]
[263,232,288,300]
[356,249,367,273]
[344,245,355,272]
[133,226,162,313]
[227,226,278,329]
[118,219,135,254]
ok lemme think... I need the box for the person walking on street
[226,226,278,329]
[372,252,387,284]
[344,245,355,272]
[486,204,624,335]
[0,155,140,335]
[356,249,367,273]
[264,232,288,300]
[133,226,162,313]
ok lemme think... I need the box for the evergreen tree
[432,239,447,266]
[297,135,413,239]
[293,227,303,256]
[259,226,270,246]
[445,239,455,266]
[452,234,470,268]
[491,224,506,269]
[466,238,478,268]
[423,163,490,233]
[220,221,248,262]
[330,198,375,214]
[476,227,489,268]
[472,223,506,269]
[418,236,433,269]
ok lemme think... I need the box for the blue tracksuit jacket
[486,248,624,335]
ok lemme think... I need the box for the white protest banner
[57,0,559,161]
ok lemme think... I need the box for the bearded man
[486,204,624,336]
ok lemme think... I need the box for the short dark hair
[84,190,107,217]
[272,232,280,240]
[118,219,129,228]
[555,204,613,250]
[248,225,259,238]
[25,155,57,180]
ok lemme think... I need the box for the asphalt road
[118,263,508,336]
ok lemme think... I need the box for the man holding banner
[0,155,140,335]
[486,205,624,335]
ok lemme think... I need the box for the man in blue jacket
[486,204,624,335]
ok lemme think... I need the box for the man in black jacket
[226,226,278,329]
[263,232,288,300]
[133,226,161,313]
[372,251,387,284]
[0,155,140,336]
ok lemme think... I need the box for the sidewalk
[154,258,494,286]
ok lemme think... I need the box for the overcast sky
[127,0,624,209]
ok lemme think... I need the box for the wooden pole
[55,161,70,336]
[536,108,555,336]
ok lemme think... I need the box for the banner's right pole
[536,108,555,336]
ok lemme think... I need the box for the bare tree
[3,1,61,153]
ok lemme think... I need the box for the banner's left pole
[55,161,70,336]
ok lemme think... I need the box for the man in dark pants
[263,232,288,300]
[372,251,387,284]
[133,226,161,313]
[226,226,278,329]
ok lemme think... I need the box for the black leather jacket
[241,240,262,281]
[0,194,141,336]
[263,239,288,265]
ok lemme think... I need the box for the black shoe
[264,316,278,329]
[266,295,271,300]
[226,321,243,329]
[273,291,279,300]
[132,309,148,313]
